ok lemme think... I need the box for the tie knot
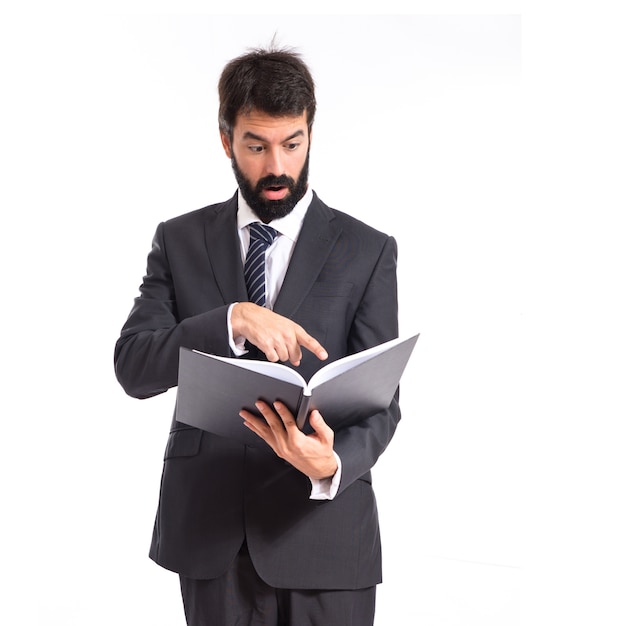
[249,223,278,247]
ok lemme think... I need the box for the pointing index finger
[296,329,328,361]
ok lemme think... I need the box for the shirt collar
[237,187,313,243]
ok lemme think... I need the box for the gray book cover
[176,334,419,446]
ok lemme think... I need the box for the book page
[307,336,413,390]
[193,351,307,387]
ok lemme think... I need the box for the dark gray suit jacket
[114,191,400,589]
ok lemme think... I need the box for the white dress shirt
[227,187,341,500]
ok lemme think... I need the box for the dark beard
[231,152,310,223]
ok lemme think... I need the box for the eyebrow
[242,129,305,143]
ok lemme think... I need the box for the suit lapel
[273,194,341,318]
[204,192,341,316]
[204,193,249,304]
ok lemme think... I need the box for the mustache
[255,174,294,191]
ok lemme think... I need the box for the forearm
[114,305,232,399]
[332,394,401,492]
[115,304,232,398]
[332,235,401,492]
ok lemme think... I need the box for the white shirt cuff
[227,303,247,356]
[309,452,342,500]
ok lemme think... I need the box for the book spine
[295,395,312,430]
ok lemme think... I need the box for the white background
[1,3,624,625]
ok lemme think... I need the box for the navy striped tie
[244,223,278,307]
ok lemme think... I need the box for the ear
[220,131,233,158]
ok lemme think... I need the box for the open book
[176,333,419,445]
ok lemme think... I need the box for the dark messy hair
[218,44,316,138]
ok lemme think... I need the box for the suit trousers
[179,541,376,626]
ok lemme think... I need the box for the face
[221,109,311,223]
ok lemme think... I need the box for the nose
[262,147,284,177]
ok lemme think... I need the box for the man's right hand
[230,302,328,366]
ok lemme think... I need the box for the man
[114,45,400,626]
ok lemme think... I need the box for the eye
[285,142,300,151]
[248,145,264,153]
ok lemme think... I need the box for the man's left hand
[240,402,338,480]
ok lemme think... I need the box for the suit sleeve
[114,222,232,399]
[333,235,401,496]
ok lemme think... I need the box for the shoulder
[310,192,396,247]
[161,192,238,232]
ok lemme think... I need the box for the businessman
[114,45,400,626]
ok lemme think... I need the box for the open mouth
[262,186,289,200]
